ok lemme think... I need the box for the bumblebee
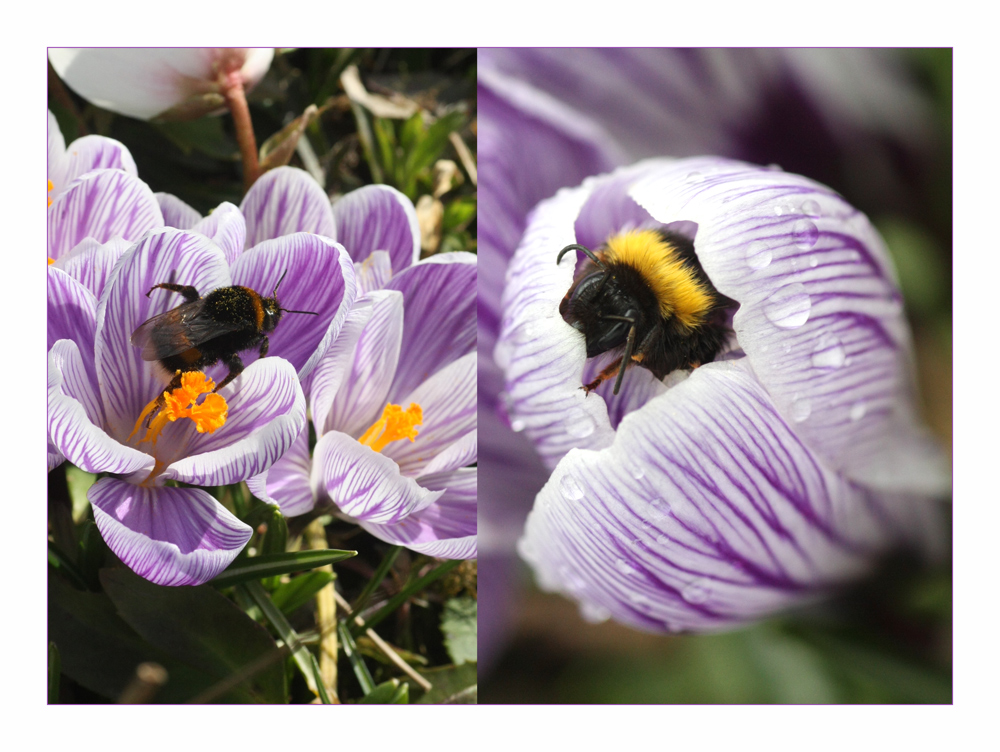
[558,228,733,395]
[131,270,317,412]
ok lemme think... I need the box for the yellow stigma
[128,371,229,447]
[358,403,423,453]
[48,179,53,207]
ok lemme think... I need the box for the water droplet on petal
[811,336,846,369]
[791,396,812,423]
[511,319,540,344]
[685,171,704,184]
[681,578,710,604]
[766,163,783,172]
[580,601,611,623]
[801,199,821,217]
[627,461,646,480]
[559,474,585,500]
[567,409,596,438]
[809,256,819,268]
[764,283,811,329]
[614,558,641,577]
[850,401,867,422]
[745,240,772,270]
[664,619,684,633]
[793,219,819,249]
[510,419,526,433]
[774,204,795,217]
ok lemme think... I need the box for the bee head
[264,269,319,330]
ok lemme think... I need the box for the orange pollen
[48,257,55,265]
[128,371,229,447]
[358,403,423,453]
[48,179,53,207]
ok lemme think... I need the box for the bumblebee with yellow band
[558,228,734,395]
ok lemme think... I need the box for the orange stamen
[358,403,423,453]
[48,179,53,207]
[129,371,229,447]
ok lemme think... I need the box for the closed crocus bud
[48,48,274,121]
[497,156,949,633]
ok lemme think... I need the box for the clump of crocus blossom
[495,156,948,632]
[47,225,356,586]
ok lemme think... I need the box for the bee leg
[146,283,200,302]
[143,370,185,428]
[258,336,269,359]
[214,355,245,393]
[582,357,624,395]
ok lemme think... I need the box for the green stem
[351,558,462,636]
[348,545,402,622]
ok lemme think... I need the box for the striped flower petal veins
[499,157,948,631]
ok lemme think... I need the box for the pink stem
[220,71,260,192]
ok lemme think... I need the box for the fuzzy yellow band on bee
[602,229,715,329]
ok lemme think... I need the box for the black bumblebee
[131,270,317,409]
[558,228,734,395]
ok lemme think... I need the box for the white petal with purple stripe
[240,166,336,248]
[331,183,420,273]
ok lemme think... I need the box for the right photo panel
[477,48,952,704]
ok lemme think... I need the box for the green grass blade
[48,642,60,703]
[338,621,374,695]
[239,581,332,704]
[48,541,90,591]
[351,558,462,636]
[347,545,401,621]
[209,549,356,588]
[270,571,335,616]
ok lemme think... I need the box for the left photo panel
[47,48,477,704]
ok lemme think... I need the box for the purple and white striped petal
[417,430,477,477]
[240,166,336,248]
[192,202,246,265]
[89,478,251,587]
[47,169,164,261]
[331,184,419,273]
[627,157,949,494]
[312,431,444,525]
[322,290,403,439]
[382,352,477,477]
[355,250,393,295]
[165,357,305,487]
[361,474,478,560]
[518,359,937,632]
[48,266,100,414]
[386,252,477,402]
[156,192,201,229]
[261,422,315,517]
[94,229,230,444]
[49,48,274,121]
[309,298,375,436]
[51,237,130,300]
[229,233,357,380]
[48,110,137,198]
[48,340,152,477]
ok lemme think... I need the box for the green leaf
[442,196,476,232]
[65,465,95,523]
[441,597,477,664]
[76,520,109,591]
[209,549,356,588]
[48,541,89,591]
[261,506,289,590]
[414,663,477,704]
[270,571,334,616]
[240,581,331,704]
[358,678,409,704]
[49,571,226,702]
[100,568,287,703]
[404,111,465,178]
[339,621,375,695]
[347,545,401,621]
[48,642,60,704]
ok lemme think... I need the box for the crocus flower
[47,111,164,264]
[496,156,948,632]
[477,48,944,663]
[250,176,478,558]
[47,226,356,586]
[48,48,274,121]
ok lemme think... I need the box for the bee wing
[130,299,243,361]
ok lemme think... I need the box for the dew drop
[567,409,596,438]
[791,396,812,423]
[511,319,540,344]
[745,240,772,270]
[510,419,526,433]
[580,602,611,624]
[849,401,867,422]
[559,474,585,501]
[614,558,641,577]
[663,620,684,633]
[811,336,845,369]
[627,461,646,480]
[681,578,710,604]
[764,283,811,329]
[766,163,783,172]
[685,170,704,184]
[801,199,821,217]
[809,256,819,268]
[774,204,795,217]
[793,219,819,249]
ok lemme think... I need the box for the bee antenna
[280,308,320,316]
[557,244,605,268]
[613,322,637,396]
[272,269,289,297]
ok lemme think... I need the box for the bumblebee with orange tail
[131,270,318,421]
[558,229,735,395]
